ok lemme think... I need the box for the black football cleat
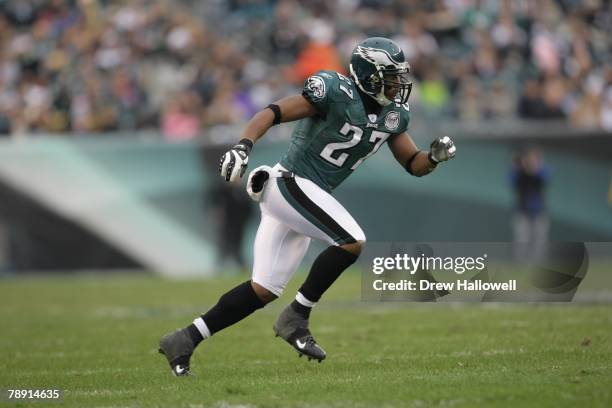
[273,305,326,362]
[158,328,195,376]
[290,331,326,362]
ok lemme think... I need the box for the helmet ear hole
[367,70,383,94]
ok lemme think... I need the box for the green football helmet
[349,37,412,106]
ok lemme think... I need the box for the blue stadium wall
[0,132,610,274]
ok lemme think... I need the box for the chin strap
[374,92,392,106]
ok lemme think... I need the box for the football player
[159,37,456,376]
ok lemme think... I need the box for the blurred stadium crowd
[0,0,611,139]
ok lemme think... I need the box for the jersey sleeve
[301,71,337,117]
[386,105,411,143]
[398,103,411,133]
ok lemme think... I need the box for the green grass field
[1,272,611,408]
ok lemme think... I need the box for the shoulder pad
[320,70,356,102]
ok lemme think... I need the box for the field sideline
[1,272,611,408]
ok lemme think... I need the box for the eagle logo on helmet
[354,46,402,67]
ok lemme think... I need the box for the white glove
[246,165,272,202]
[219,139,253,182]
[429,136,456,163]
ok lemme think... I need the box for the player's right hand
[218,139,253,182]
[429,136,456,163]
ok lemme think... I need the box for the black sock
[290,300,312,319]
[298,245,359,304]
[186,324,204,346]
[200,280,266,335]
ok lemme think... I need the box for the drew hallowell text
[372,279,517,292]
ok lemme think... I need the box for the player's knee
[251,281,278,304]
[340,240,365,257]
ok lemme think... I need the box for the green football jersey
[280,70,411,192]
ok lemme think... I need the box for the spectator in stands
[162,90,201,141]
[283,18,344,84]
[601,89,612,131]
[518,77,566,120]
[455,76,484,121]
[510,148,550,262]
[571,79,603,129]
[0,0,611,136]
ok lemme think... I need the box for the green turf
[1,272,611,408]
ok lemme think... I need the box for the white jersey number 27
[319,122,390,170]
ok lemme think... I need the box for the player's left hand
[429,136,456,163]
[219,139,253,182]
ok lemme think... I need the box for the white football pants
[251,164,365,296]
